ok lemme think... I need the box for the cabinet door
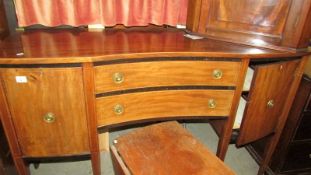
[188,0,311,50]
[202,0,291,36]
[236,60,300,146]
[0,68,89,157]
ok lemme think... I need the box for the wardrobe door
[187,0,311,50]
[236,60,300,146]
[202,0,291,36]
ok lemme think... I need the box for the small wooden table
[111,121,235,175]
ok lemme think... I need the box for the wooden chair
[110,121,235,175]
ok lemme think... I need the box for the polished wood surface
[110,145,131,175]
[114,121,235,175]
[0,27,308,64]
[82,63,100,175]
[237,60,300,146]
[0,27,308,175]
[97,90,234,126]
[206,0,291,36]
[0,68,89,156]
[248,75,311,174]
[187,0,311,51]
[216,59,250,159]
[256,56,308,175]
[95,61,241,93]
[272,74,311,173]
[186,0,203,32]
[0,79,28,175]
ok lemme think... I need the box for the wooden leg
[91,151,101,175]
[13,156,29,175]
[216,119,232,160]
[82,63,101,175]
[256,135,275,175]
[217,59,250,160]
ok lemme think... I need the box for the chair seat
[110,121,235,175]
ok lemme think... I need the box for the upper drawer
[94,61,241,93]
[96,90,234,126]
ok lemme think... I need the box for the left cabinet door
[0,67,90,157]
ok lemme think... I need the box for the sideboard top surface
[0,27,309,64]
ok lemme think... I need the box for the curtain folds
[15,0,188,27]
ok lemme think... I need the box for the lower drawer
[282,142,311,172]
[96,90,234,126]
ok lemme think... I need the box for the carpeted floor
[29,122,259,175]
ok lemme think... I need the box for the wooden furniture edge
[0,52,309,65]
[216,58,250,159]
[257,56,309,175]
[110,145,131,175]
[0,75,29,175]
[82,62,100,175]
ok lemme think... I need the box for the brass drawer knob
[208,99,216,109]
[43,112,56,123]
[213,69,223,79]
[114,104,124,115]
[267,100,274,108]
[113,72,124,84]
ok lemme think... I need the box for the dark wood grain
[186,0,203,32]
[114,121,235,175]
[187,0,311,51]
[0,27,308,65]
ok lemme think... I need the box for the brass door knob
[267,100,274,108]
[208,99,216,109]
[114,104,124,115]
[212,69,223,79]
[43,112,56,123]
[113,72,124,84]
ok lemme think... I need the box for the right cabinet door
[237,59,300,146]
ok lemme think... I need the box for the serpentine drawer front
[94,61,241,93]
[96,90,234,126]
[95,60,241,126]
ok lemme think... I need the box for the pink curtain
[14,0,188,27]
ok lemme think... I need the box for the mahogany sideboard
[0,27,309,175]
